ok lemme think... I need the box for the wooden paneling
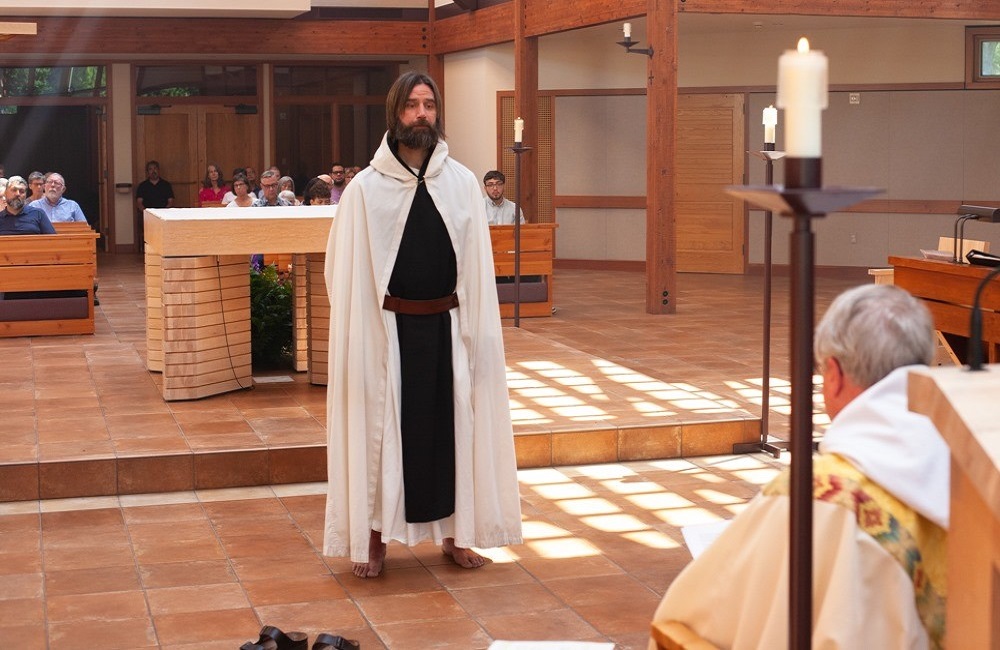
[138,106,261,209]
[0,17,428,56]
[845,199,1000,215]
[553,195,646,209]
[674,93,745,274]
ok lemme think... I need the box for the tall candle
[762,105,778,145]
[623,22,632,39]
[776,37,828,157]
[513,117,524,144]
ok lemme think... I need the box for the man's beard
[393,120,439,151]
[7,196,24,211]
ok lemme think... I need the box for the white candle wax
[776,37,828,157]
[623,22,632,39]
[513,117,524,144]
[762,105,778,145]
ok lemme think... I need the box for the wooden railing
[0,226,99,337]
[490,223,557,318]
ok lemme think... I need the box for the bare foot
[442,537,488,569]
[352,529,387,578]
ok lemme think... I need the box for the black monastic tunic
[387,143,458,523]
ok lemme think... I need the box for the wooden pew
[0,227,99,337]
[490,223,557,318]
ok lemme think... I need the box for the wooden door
[676,93,746,273]
[137,105,261,208]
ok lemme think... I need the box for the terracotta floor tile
[47,617,158,650]
[0,572,44,600]
[139,559,236,589]
[478,609,601,644]
[229,553,332,582]
[252,599,367,636]
[452,582,563,618]
[0,596,45,626]
[374,618,492,650]
[150,608,260,646]
[45,565,142,596]
[0,624,46,650]
[46,589,149,623]
[146,583,250,615]
[242,573,348,606]
[356,591,467,625]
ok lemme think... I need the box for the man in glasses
[482,170,524,225]
[329,162,347,204]
[29,172,88,224]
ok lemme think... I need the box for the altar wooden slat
[144,206,334,400]
[908,366,1000,649]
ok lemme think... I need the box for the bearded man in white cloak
[650,284,949,649]
[323,71,523,578]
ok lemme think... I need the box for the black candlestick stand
[734,148,786,458]
[509,141,531,328]
[727,162,882,650]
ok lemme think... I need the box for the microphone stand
[967,264,1000,371]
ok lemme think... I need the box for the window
[273,65,395,96]
[966,27,1000,89]
[0,66,106,97]
[136,65,257,97]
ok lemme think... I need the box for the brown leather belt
[382,293,459,315]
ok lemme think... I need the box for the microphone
[953,204,1000,264]
[967,263,1000,371]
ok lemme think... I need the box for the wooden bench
[0,227,99,337]
[490,223,557,318]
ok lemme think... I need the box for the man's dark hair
[303,177,332,205]
[483,170,505,185]
[385,71,444,138]
[145,160,159,169]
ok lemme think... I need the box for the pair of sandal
[241,625,360,650]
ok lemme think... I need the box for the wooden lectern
[908,365,1000,649]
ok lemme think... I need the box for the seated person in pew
[0,176,56,234]
[29,172,89,224]
[0,175,81,303]
[482,170,524,225]
[649,284,950,650]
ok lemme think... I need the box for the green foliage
[249,264,294,368]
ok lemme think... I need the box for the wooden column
[514,0,538,221]
[645,0,677,314]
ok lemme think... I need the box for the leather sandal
[312,633,360,650]
[241,625,308,650]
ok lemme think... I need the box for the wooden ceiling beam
[679,0,1000,21]
[432,2,513,54]
[0,17,428,57]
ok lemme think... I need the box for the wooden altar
[143,207,334,400]
[908,365,1000,649]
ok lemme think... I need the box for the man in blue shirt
[0,176,56,235]
[29,172,88,224]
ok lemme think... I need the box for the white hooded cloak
[323,134,523,562]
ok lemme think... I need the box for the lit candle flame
[797,37,810,54]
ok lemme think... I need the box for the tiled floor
[0,457,789,650]
[0,254,870,648]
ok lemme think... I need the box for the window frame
[965,26,1000,89]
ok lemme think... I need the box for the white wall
[439,17,996,267]
[443,45,514,182]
